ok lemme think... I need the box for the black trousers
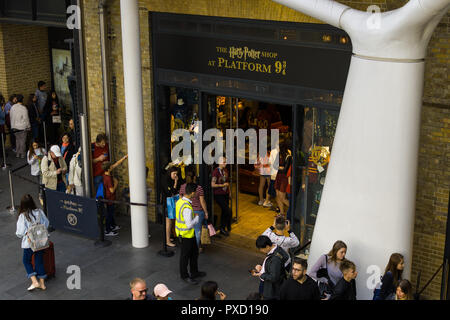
[214,194,232,231]
[180,236,199,279]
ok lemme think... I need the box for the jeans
[105,204,116,233]
[193,210,205,248]
[31,124,39,141]
[286,193,292,221]
[23,248,47,279]
[94,176,103,195]
[14,130,27,157]
[214,194,232,231]
[56,181,66,193]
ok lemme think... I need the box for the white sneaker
[112,225,121,231]
[105,231,118,236]
[258,201,264,206]
[263,201,272,207]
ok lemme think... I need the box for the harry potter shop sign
[154,33,351,92]
[46,190,100,239]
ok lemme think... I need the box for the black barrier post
[41,187,55,232]
[94,199,112,247]
[43,121,48,151]
[158,204,174,258]
[1,132,10,169]
[6,169,17,214]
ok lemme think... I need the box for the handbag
[207,223,216,236]
[317,254,334,298]
[201,225,211,245]
[316,254,330,279]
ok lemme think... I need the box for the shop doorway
[154,85,341,252]
[202,94,293,244]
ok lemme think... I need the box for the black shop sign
[154,33,351,92]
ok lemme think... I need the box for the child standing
[101,154,128,236]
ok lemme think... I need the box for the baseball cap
[153,283,172,297]
[50,145,62,157]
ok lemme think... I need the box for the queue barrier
[8,166,167,251]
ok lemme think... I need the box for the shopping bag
[166,194,180,219]
[52,115,62,124]
[207,223,216,237]
[201,225,211,245]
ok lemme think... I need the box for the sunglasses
[137,288,148,294]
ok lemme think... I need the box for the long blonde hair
[327,240,347,264]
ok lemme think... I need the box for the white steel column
[120,0,148,248]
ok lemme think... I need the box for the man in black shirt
[251,236,289,300]
[328,259,357,300]
[280,257,320,300]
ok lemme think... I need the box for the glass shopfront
[152,13,351,249]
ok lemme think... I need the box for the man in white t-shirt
[262,216,299,271]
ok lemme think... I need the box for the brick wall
[411,9,450,299]
[0,23,51,101]
[0,25,7,95]
[81,0,449,299]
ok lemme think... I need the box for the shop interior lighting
[322,34,332,42]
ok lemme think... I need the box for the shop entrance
[155,85,341,251]
[202,94,293,244]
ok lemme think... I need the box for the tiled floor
[213,188,290,251]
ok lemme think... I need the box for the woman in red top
[274,143,292,216]
[211,156,232,236]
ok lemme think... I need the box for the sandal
[166,242,176,247]
[27,283,41,291]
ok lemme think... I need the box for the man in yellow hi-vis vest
[176,183,206,285]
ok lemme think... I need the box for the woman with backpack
[308,240,348,297]
[376,253,405,300]
[15,194,49,291]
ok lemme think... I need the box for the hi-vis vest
[175,198,195,238]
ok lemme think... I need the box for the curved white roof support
[272,0,449,300]
[274,0,450,59]
[273,0,351,29]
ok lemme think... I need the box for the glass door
[202,94,240,228]
[292,105,339,250]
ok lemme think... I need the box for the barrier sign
[46,190,100,239]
